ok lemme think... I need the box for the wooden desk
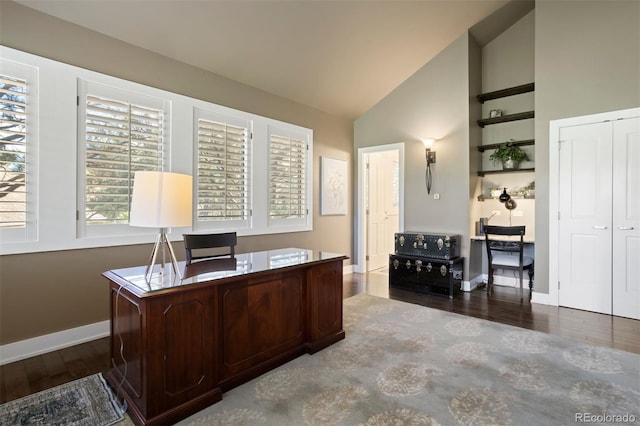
[103,248,347,426]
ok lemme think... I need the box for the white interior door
[558,122,613,314]
[366,151,399,271]
[612,117,640,319]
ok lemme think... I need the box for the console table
[103,248,347,426]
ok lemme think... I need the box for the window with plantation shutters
[78,80,168,236]
[0,74,27,228]
[196,110,250,229]
[0,48,315,254]
[0,59,37,243]
[268,128,309,226]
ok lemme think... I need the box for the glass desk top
[104,247,347,294]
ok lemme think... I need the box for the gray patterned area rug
[8,294,638,425]
[0,373,125,426]
[124,293,637,426]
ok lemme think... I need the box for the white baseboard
[531,291,557,306]
[0,320,110,365]
[462,276,482,292]
[343,264,354,274]
[471,273,554,306]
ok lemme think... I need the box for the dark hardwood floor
[2,271,638,404]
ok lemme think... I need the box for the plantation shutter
[0,74,27,228]
[196,118,250,223]
[84,94,163,225]
[268,133,307,220]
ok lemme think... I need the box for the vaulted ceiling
[14,0,532,119]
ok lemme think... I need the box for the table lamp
[129,171,193,282]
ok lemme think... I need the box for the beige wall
[0,1,353,345]
[354,33,474,276]
[534,0,640,294]
[468,35,484,279]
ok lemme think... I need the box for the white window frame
[266,124,312,231]
[77,79,171,239]
[0,58,38,244]
[193,108,252,232]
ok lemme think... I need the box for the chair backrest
[483,225,525,264]
[183,232,237,265]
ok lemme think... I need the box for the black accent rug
[0,373,125,426]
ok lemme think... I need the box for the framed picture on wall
[320,157,347,215]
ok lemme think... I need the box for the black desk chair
[483,225,534,301]
[183,232,237,265]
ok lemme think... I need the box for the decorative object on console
[477,211,498,236]
[524,181,535,198]
[505,198,518,225]
[422,138,436,195]
[129,171,193,282]
[498,188,511,203]
[489,139,529,170]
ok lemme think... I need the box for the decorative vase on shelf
[502,158,520,170]
[499,188,511,203]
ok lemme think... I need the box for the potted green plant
[489,140,529,169]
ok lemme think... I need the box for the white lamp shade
[422,138,435,149]
[129,171,193,228]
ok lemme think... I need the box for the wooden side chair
[483,225,534,300]
[183,232,237,265]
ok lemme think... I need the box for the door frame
[548,107,639,307]
[355,143,405,273]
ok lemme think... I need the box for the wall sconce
[422,138,436,194]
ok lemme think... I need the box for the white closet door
[612,117,640,319]
[558,122,613,314]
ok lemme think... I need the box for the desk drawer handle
[618,226,635,230]
[593,226,608,230]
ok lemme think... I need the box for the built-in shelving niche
[477,83,535,177]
